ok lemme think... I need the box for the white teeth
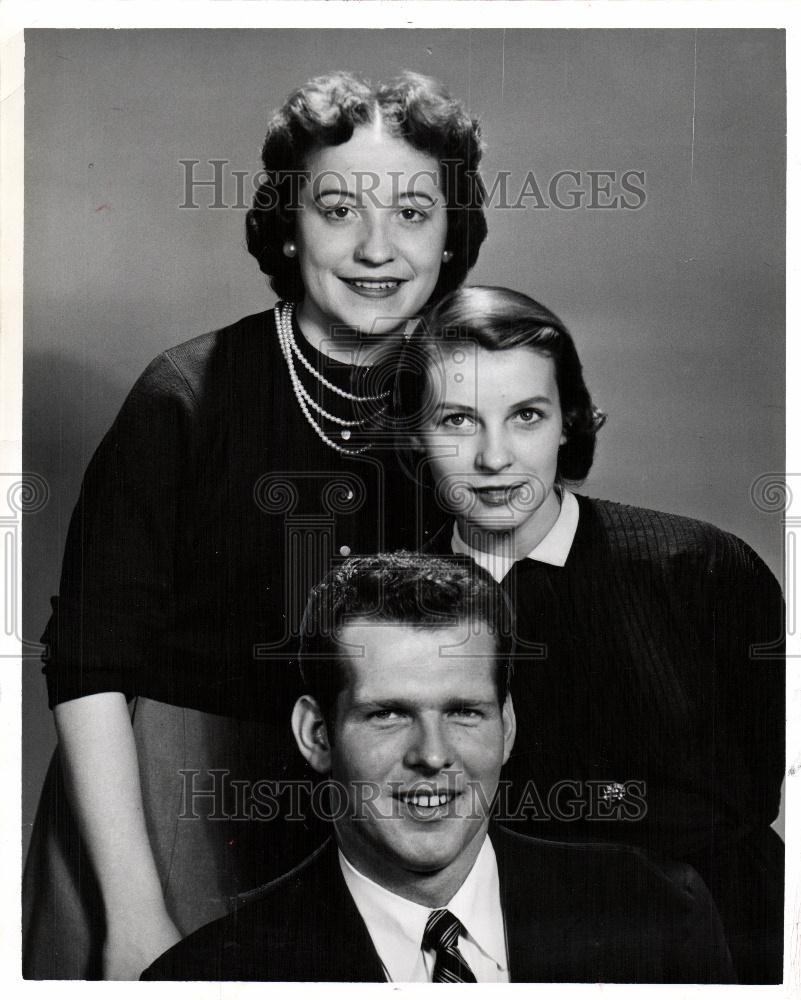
[351,280,399,289]
[406,792,452,807]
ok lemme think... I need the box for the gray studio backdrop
[22,29,785,858]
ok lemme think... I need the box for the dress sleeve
[705,533,785,838]
[42,351,198,707]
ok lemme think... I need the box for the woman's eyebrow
[506,394,554,411]
[313,187,357,202]
[397,191,437,205]
[437,401,477,413]
[313,189,439,207]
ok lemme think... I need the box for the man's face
[325,620,515,899]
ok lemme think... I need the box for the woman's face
[415,343,567,554]
[295,122,448,342]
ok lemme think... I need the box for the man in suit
[143,552,734,982]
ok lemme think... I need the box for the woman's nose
[355,215,395,265]
[475,427,513,472]
[403,718,454,774]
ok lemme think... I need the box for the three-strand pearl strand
[274,301,389,457]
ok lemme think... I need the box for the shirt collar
[444,835,507,973]
[338,835,507,981]
[451,488,579,582]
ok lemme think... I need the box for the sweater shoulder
[153,308,277,400]
[577,495,769,577]
[107,310,275,445]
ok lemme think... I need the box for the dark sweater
[429,495,785,983]
[42,308,444,720]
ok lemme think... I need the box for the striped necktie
[423,908,478,983]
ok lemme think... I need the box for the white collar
[338,835,507,982]
[451,488,580,582]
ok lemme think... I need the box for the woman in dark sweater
[23,71,487,980]
[394,285,785,983]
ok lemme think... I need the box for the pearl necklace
[274,301,389,456]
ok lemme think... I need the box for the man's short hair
[299,552,513,730]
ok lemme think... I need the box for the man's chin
[381,835,468,876]
[395,850,460,877]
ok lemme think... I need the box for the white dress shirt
[338,836,509,982]
[451,488,580,582]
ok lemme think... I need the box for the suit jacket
[142,825,734,982]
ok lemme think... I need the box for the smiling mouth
[340,277,407,297]
[394,789,458,811]
[471,484,526,507]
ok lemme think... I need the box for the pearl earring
[442,249,453,263]
[283,241,297,259]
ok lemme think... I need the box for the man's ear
[501,693,517,766]
[291,695,332,775]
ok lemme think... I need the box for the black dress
[430,494,785,984]
[23,306,444,978]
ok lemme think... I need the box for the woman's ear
[291,695,332,774]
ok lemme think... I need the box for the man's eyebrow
[352,698,409,711]
[351,696,497,711]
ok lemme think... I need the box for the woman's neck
[294,299,406,367]
[457,488,562,560]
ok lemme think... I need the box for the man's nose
[403,717,455,774]
[475,426,513,472]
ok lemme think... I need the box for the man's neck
[335,825,488,908]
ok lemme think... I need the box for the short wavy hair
[393,285,607,483]
[245,71,487,303]
[299,552,512,731]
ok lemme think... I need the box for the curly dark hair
[298,551,512,732]
[245,70,487,303]
[393,285,607,483]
